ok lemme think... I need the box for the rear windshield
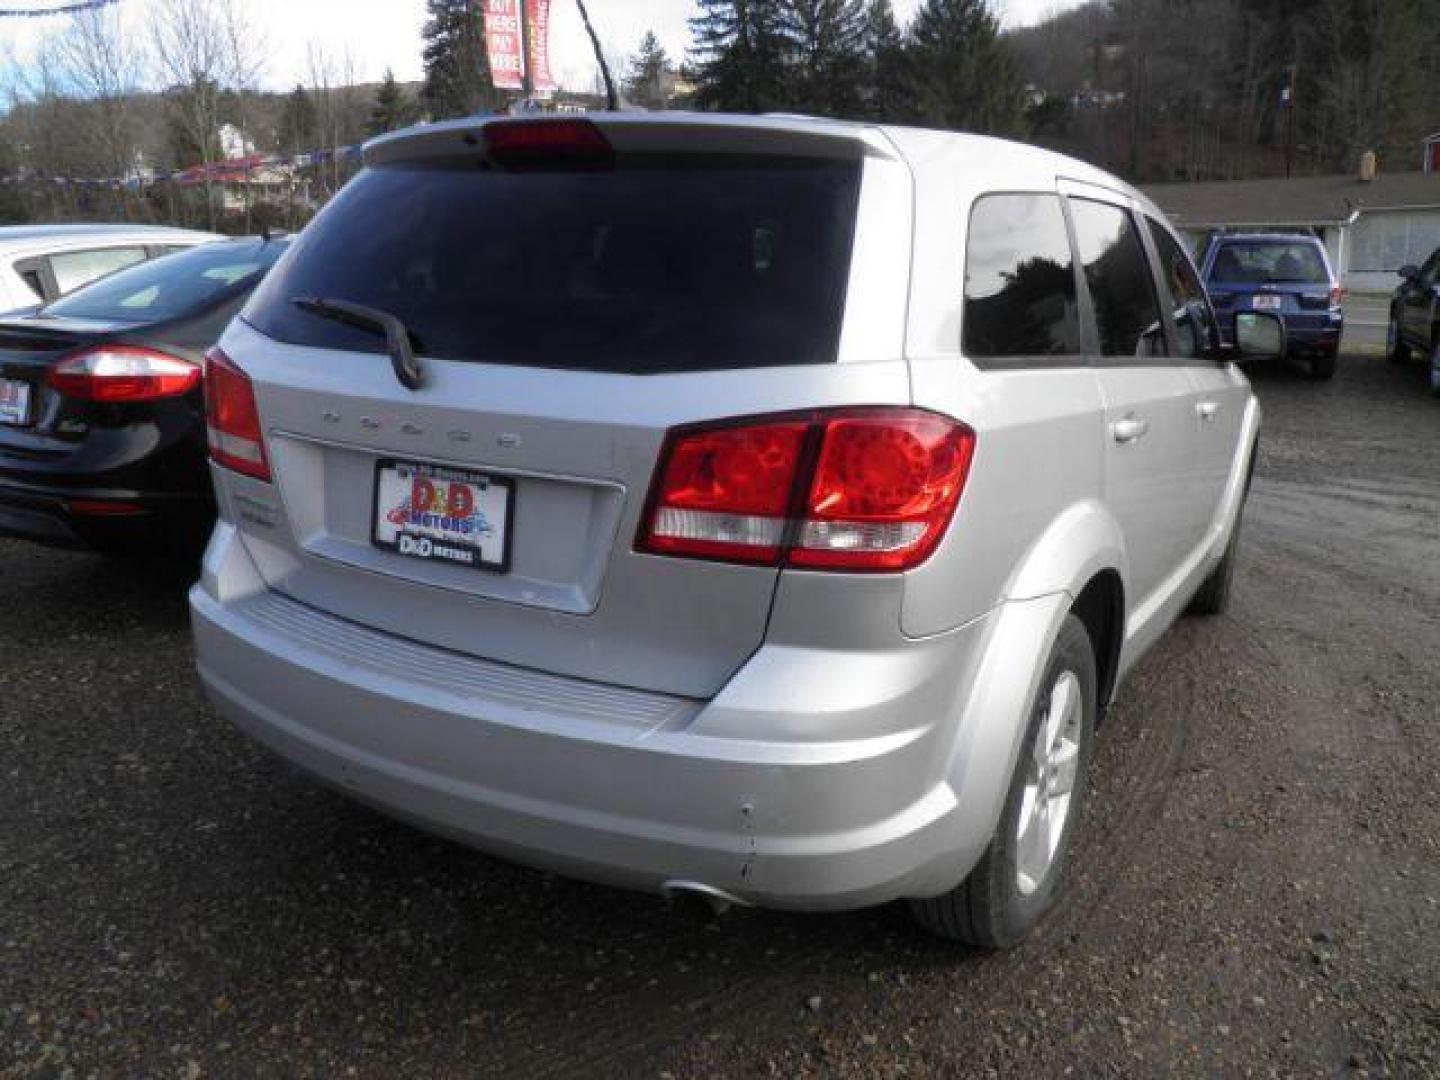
[242,156,862,373]
[1208,240,1329,285]
[44,240,283,323]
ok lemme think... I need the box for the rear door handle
[1110,417,1150,444]
[1197,400,1221,421]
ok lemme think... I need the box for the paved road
[3,351,1438,1077]
[1345,293,1390,352]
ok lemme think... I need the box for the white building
[1144,170,1440,293]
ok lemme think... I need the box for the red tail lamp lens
[204,347,270,482]
[792,412,975,570]
[638,408,975,572]
[642,421,808,564]
[47,346,200,403]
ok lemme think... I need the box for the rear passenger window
[1069,199,1167,360]
[48,247,147,295]
[1147,217,1215,359]
[963,193,1081,365]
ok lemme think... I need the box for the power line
[0,0,122,18]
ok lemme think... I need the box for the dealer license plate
[373,460,513,572]
[0,378,31,426]
[1251,294,1283,311]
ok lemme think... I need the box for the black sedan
[0,236,289,557]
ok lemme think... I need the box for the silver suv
[191,115,1276,947]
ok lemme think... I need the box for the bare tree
[217,0,268,231]
[49,5,146,216]
[150,0,232,229]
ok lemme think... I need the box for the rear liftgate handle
[1197,400,1221,422]
[1110,416,1150,444]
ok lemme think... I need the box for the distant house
[173,155,300,215]
[1143,170,1440,293]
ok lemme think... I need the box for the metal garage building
[1143,170,1440,294]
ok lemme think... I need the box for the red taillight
[1330,285,1344,308]
[204,347,270,482]
[791,411,975,570]
[483,119,612,166]
[638,408,976,573]
[643,420,809,564]
[47,346,200,403]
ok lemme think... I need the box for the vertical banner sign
[524,0,555,92]
[482,0,525,90]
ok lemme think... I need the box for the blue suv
[1199,233,1343,379]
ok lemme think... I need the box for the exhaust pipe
[660,880,749,917]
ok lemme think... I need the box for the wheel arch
[1070,569,1125,713]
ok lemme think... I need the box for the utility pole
[1283,63,1297,178]
[518,0,533,101]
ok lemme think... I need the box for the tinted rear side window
[1069,199,1166,360]
[1208,240,1329,285]
[1147,217,1215,359]
[962,193,1081,366]
[243,156,861,374]
[45,241,282,323]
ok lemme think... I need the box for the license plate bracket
[372,459,513,573]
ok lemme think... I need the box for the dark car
[0,236,289,557]
[1387,247,1440,396]
[1199,233,1344,379]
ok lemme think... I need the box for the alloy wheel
[1015,669,1083,896]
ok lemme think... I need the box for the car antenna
[575,0,619,112]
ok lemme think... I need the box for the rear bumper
[0,476,211,551]
[1219,314,1342,355]
[190,524,1005,911]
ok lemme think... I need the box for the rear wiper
[291,296,425,390]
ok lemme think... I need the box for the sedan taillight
[47,345,200,402]
[638,408,975,573]
[204,347,270,482]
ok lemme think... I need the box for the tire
[1187,508,1241,615]
[909,614,1097,948]
[1386,312,1410,364]
[1308,351,1337,380]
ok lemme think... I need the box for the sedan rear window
[44,241,283,323]
[242,156,862,374]
[1209,241,1329,285]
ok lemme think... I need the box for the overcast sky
[1,0,1083,93]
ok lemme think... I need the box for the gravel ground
[3,349,1438,1078]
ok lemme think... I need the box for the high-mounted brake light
[204,346,270,482]
[638,408,976,573]
[483,119,612,166]
[47,346,200,403]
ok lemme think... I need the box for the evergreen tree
[689,0,792,113]
[782,0,868,118]
[369,68,411,135]
[278,84,317,156]
[903,0,1026,135]
[422,0,499,120]
[862,0,909,121]
[623,30,675,109]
